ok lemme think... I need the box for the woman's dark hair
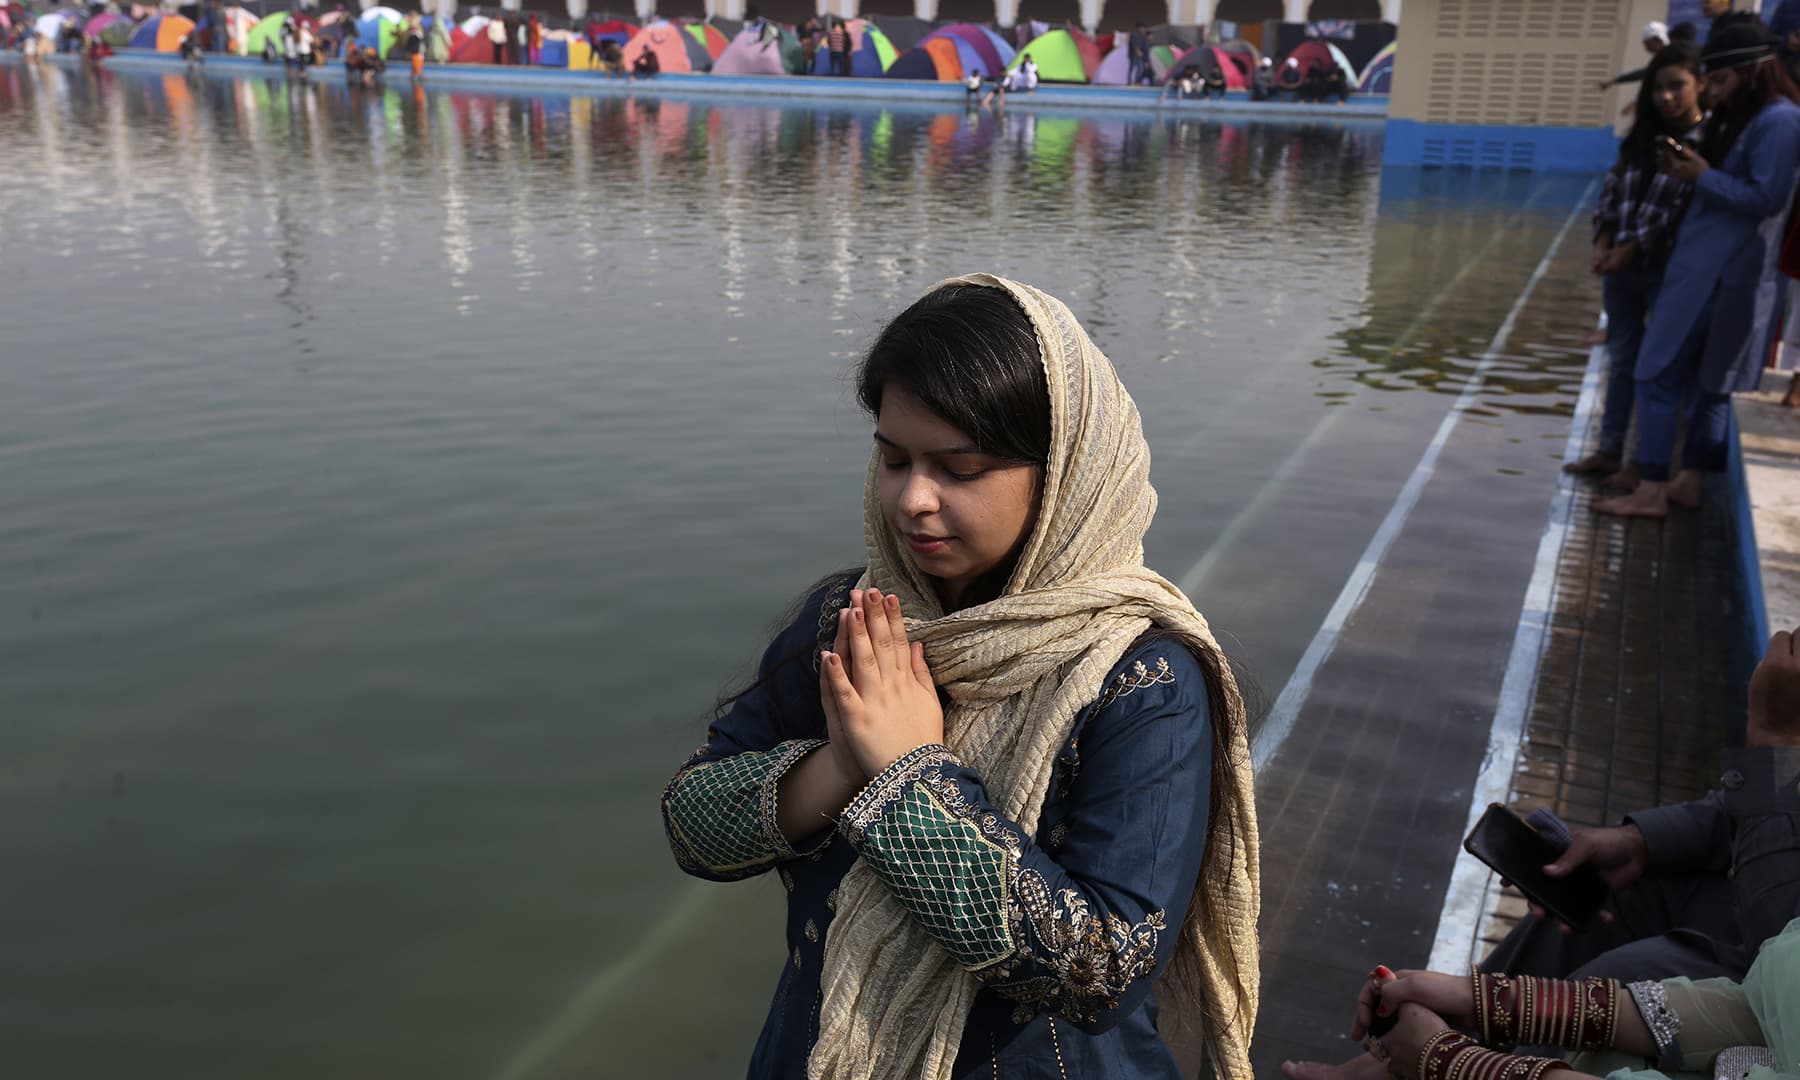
[1701,30,1800,163]
[855,283,1051,468]
[856,283,1051,610]
[1621,44,1702,163]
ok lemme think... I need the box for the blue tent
[541,36,569,66]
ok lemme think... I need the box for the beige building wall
[1389,0,1632,131]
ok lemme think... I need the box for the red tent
[451,26,497,62]
[1070,28,1102,80]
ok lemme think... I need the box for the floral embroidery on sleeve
[839,651,1180,1028]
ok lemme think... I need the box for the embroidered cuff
[1628,980,1682,1071]
[838,744,960,846]
[663,738,827,876]
[763,738,831,858]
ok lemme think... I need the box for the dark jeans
[1635,298,1729,482]
[1597,266,1664,459]
[830,49,847,76]
[1479,872,1747,983]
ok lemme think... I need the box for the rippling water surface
[0,61,1598,1078]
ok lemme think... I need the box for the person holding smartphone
[1565,44,1706,493]
[1598,22,1800,518]
[1281,627,1800,1080]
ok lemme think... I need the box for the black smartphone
[1462,804,1608,929]
[1657,134,1687,156]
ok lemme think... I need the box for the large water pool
[0,61,1597,1078]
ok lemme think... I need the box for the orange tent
[620,22,694,74]
[885,35,962,81]
[130,13,196,52]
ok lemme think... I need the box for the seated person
[1325,65,1349,103]
[980,54,1037,108]
[631,47,659,78]
[1202,66,1227,99]
[1160,71,1201,101]
[1276,57,1303,97]
[1283,917,1800,1080]
[1301,61,1328,102]
[1282,624,1800,1080]
[1252,56,1274,100]
[597,38,624,75]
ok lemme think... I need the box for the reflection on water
[0,61,1598,1079]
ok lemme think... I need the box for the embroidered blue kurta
[1636,99,1800,395]
[662,574,1216,1079]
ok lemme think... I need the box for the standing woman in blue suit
[1599,21,1800,518]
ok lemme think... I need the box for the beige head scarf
[809,275,1260,1080]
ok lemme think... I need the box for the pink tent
[711,28,784,75]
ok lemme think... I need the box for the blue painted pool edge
[23,49,1393,119]
[1383,118,1618,172]
[1728,406,1770,744]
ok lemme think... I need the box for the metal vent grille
[1414,0,1615,129]
[1419,134,1539,170]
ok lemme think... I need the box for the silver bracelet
[1627,979,1682,1071]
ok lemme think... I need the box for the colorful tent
[100,18,135,47]
[973,25,1016,67]
[459,14,489,36]
[1092,43,1142,86]
[885,36,962,82]
[129,13,195,51]
[1005,28,1094,83]
[1150,43,1180,81]
[921,24,1003,79]
[872,14,934,52]
[809,18,897,76]
[218,6,257,53]
[1282,39,1356,84]
[242,12,288,56]
[713,26,785,76]
[450,26,495,63]
[586,18,636,45]
[685,22,728,60]
[1358,40,1395,93]
[622,21,702,74]
[540,29,577,67]
[353,7,402,62]
[82,10,123,38]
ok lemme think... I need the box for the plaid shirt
[1593,122,1704,268]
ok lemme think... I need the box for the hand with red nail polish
[1352,969,1476,1040]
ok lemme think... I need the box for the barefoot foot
[1667,469,1703,509]
[1596,482,1669,518]
[1563,451,1622,476]
[1602,463,1641,493]
[1282,1053,1391,1080]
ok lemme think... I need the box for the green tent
[242,12,287,57]
[776,24,805,74]
[100,19,136,47]
[863,23,898,71]
[1005,28,1088,83]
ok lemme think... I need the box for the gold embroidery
[779,866,794,893]
[826,887,839,913]
[1094,657,1175,711]
[1048,822,1067,849]
[792,947,804,971]
[813,576,853,672]
[804,918,819,943]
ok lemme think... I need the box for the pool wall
[83,51,1394,120]
[1382,120,1618,173]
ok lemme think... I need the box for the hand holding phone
[1463,804,1610,930]
[1657,134,1688,158]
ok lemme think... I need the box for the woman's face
[875,384,1042,609]
[1653,64,1701,121]
[1703,65,1746,109]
